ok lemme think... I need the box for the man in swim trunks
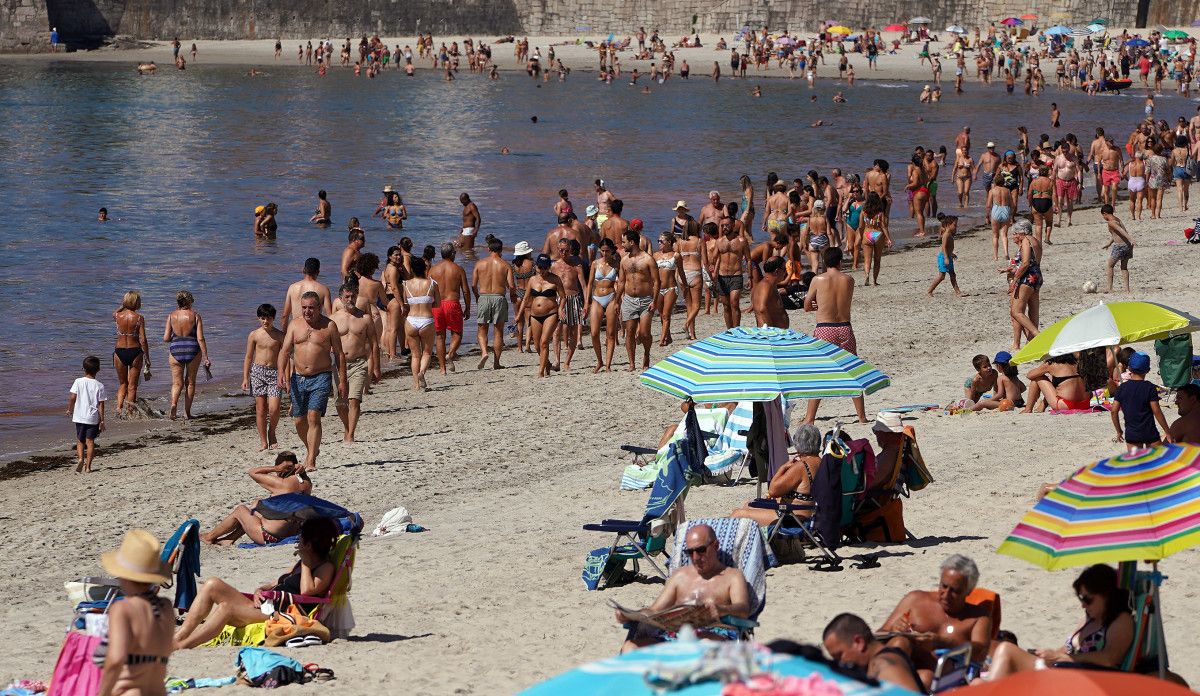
[282,257,333,329]
[242,303,285,452]
[471,236,516,369]
[1087,127,1107,200]
[974,142,1000,193]
[595,179,615,228]
[341,230,365,280]
[459,193,481,250]
[617,229,659,371]
[430,243,471,374]
[331,281,378,443]
[1053,142,1081,227]
[1099,137,1124,208]
[751,256,788,329]
[552,238,586,371]
[278,291,347,470]
[698,190,728,227]
[711,217,749,328]
[803,247,867,424]
[823,614,924,693]
[613,524,749,653]
[309,189,331,225]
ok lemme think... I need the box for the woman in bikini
[587,238,620,372]
[554,188,573,218]
[738,174,755,236]
[401,257,439,391]
[653,232,686,347]
[174,518,337,650]
[732,424,823,524]
[163,291,209,420]
[200,450,312,545]
[905,153,929,236]
[1125,151,1147,221]
[511,244,536,352]
[113,291,150,416]
[986,181,1013,261]
[858,192,891,286]
[1006,222,1042,351]
[953,148,974,208]
[1023,354,1089,412]
[381,245,407,361]
[384,193,407,230]
[1028,165,1055,244]
[516,254,566,378]
[95,530,176,696]
[1171,134,1191,212]
[676,226,704,340]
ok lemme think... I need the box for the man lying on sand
[878,554,993,689]
[613,524,749,653]
[200,451,311,545]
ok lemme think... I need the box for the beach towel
[702,403,754,476]
[46,632,101,696]
[880,404,940,413]
[201,623,267,648]
[236,647,305,688]
[164,519,201,611]
[620,407,730,490]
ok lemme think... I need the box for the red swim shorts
[433,300,464,334]
[1054,178,1079,200]
[812,322,857,355]
[1101,169,1121,187]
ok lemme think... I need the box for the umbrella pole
[1151,561,1169,679]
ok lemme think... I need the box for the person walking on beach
[1100,204,1135,294]
[112,291,150,416]
[163,291,210,421]
[711,217,749,328]
[68,356,106,473]
[471,236,516,369]
[341,230,365,281]
[459,193,481,249]
[241,304,284,451]
[278,291,346,470]
[804,247,867,424]
[1053,142,1080,227]
[332,281,378,443]
[927,214,962,297]
[618,230,659,372]
[552,238,585,370]
[1099,137,1124,208]
[430,243,470,374]
[752,256,788,328]
[283,257,332,329]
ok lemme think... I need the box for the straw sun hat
[100,529,171,585]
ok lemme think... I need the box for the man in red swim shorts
[430,243,471,374]
[803,247,868,424]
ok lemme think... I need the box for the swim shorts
[250,363,280,398]
[476,293,509,325]
[715,273,745,295]
[937,252,955,274]
[562,293,585,326]
[1110,243,1133,262]
[1101,169,1121,187]
[344,358,368,401]
[433,300,464,334]
[461,226,476,236]
[1054,178,1079,200]
[813,321,857,355]
[75,422,100,443]
[289,371,332,417]
[620,294,653,322]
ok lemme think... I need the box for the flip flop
[304,665,335,682]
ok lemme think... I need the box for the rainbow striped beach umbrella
[639,327,890,403]
[997,445,1200,570]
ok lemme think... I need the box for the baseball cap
[993,351,1013,364]
[1128,352,1151,374]
[986,141,996,148]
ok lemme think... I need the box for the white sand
[3,195,1199,693]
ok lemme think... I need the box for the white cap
[987,141,996,147]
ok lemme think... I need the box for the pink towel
[47,632,102,696]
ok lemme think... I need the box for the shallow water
[0,60,1157,446]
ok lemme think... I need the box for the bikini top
[116,311,141,337]
[594,264,618,282]
[405,278,436,305]
[656,256,677,270]
[529,286,558,299]
[512,263,535,280]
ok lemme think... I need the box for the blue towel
[163,519,201,611]
[582,546,611,591]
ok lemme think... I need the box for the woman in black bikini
[1023,354,1090,413]
[1027,165,1055,244]
[174,518,338,650]
[96,530,176,696]
[113,291,150,416]
[515,254,566,378]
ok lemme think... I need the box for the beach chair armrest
[620,445,657,456]
[719,615,759,630]
[583,520,643,532]
[253,590,330,606]
[747,499,815,513]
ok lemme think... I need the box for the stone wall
[0,0,1186,52]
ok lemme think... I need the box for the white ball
[1083,280,1098,294]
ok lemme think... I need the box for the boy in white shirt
[67,356,107,472]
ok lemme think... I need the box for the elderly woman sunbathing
[732,424,823,524]
[201,451,312,545]
[174,517,337,649]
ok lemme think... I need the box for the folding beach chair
[69,519,202,614]
[848,426,932,544]
[584,441,694,590]
[619,404,737,490]
[667,517,777,639]
[251,533,358,639]
[929,643,972,692]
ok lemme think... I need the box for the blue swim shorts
[290,371,332,417]
[937,251,955,273]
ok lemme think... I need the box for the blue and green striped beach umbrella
[639,327,890,403]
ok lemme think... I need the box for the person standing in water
[310,189,331,225]
[459,193,481,250]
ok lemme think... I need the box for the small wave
[870,83,911,89]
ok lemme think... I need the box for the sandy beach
[3,184,1199,693]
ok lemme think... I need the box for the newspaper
[608,599,718,632]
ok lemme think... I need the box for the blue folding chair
[583,441,694,590]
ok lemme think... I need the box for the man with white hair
[877,554,993,688]
[698,190,729,227]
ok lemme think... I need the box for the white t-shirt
[70,376,107,424]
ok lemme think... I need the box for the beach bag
[263,604,331,647]
[854,497,905,543]
[236,647,306,688]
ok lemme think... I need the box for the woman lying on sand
[200,451,311,545]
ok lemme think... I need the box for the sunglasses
[683,542,711,557]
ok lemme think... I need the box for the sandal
[304,665,336,682]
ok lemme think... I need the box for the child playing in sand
[1100,204,1134,293]
[241,303,285,451]
[971,351,1027,411]
[964,354,998,401]
[927,213,962,296]
[1111,352,1172,451]
[68,356,106,473]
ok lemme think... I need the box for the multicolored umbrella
[639,327,890,403]
[1001,17,1024,26]
[1071,26,1097,37]
[1010,301,1200,364]
[884,23,907,31]
[997,445,1200,570]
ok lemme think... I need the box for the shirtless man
[617,230,659,371]
[803,247,866,423]
[471,236,517,369]
[543,214,579,259]
[1053,141,1081,227]
[430,243,471,373]
[823,614,925,693]
[600,199,629,247]
[751,256,788,328]
[309,189,331,225]
[241,303,285,451]
[277,291,347,470]
[710,217,749,328]
[954,126,971,157]
[1087,127,1107,200]
[331,282,378,443]
[613,524,750,653]
[879,555,994,688]
[750,232,789,284]
[595,179,615,228]
[1169,385,1200,445]
[341,230,365,280]
[1098,137,1124,208]
[551,238,586,371]
[282,258,333,329]
[698,190,728,227]
[459,193,481,250]
[973,143,1000,193]
[865,159,892,221]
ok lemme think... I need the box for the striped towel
[620,407,732,490]
[703,403,754,476]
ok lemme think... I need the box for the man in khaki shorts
[331,280,378,442]
[471,236,516,369]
